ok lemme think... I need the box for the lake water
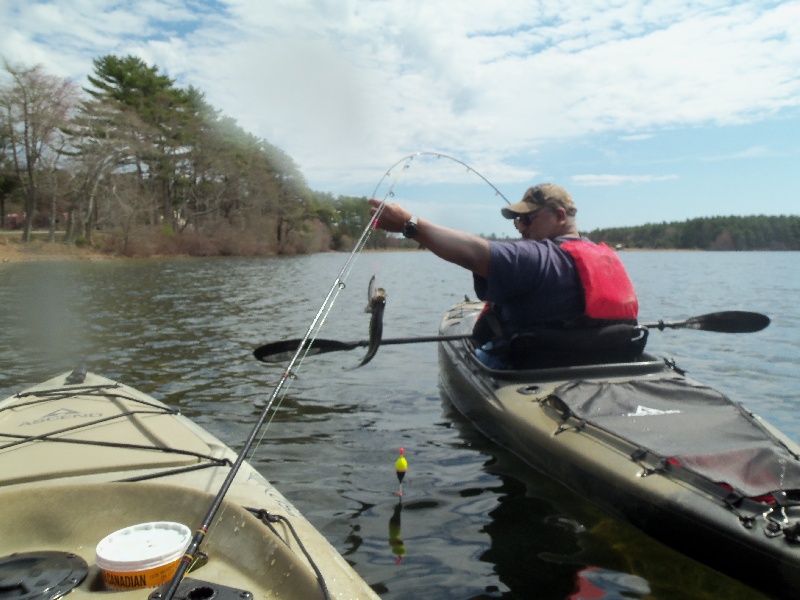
[1,250,798,599]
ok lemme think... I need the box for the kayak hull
[438,301,800,599]
[0,371,379,600]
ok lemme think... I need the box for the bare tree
[106,173,152,255]
[0,116,18,228]
[64,99,153,244]
[41,129,69,241]
[0,61,79,241]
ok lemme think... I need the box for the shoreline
[1,237,790,263]
[0,238,113,262]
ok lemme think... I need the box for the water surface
[1,250,797,599]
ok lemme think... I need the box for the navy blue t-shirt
[472,237,584,335]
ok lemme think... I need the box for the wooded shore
[0,238,114,262]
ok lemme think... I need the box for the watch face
[403,219,418,238]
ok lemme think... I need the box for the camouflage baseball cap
[501,183,577,218]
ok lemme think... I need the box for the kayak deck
[0,370,379,600]
[0,482,322,599]
[0,377,220,487]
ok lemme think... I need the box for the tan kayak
[438,300,800,600]
[0,369,380,600]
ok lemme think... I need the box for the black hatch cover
[0,551,88,600]
[551,377,800,497]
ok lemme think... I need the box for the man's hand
[369,199,411,233]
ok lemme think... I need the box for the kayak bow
[0,370,380,599]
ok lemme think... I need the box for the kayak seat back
[506,324,648,369]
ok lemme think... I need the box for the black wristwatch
[402,216,419,239]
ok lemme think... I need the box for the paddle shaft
[642,310,770,333]
[254,310,770,362]
[253,334,471,362]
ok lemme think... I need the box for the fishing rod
[162,152,504,599]
[160,161,401,600]
[396,151,511,204]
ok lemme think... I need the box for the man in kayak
[368,183,639,368]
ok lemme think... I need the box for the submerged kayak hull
[438,301,800,599]
[0,371,379,600]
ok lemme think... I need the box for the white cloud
[2,0,799,200]
[701,146,771,161]
[620,134,655,142]
[572,174,679,186]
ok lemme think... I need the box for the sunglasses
[514,208,547,227]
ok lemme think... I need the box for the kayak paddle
[254,310,770,363]
[641,310,770,333]
[254,334,470,363]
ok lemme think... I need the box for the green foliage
[0,173,20,196]
[586,215,800,250]
[69,54,314,248]
[85,55,179,123]
[332,195,371,241]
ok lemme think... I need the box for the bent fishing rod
[160,163,397,600]
[401,151,511,204]
[161,151,502,599]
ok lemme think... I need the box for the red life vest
[559,240,638,321]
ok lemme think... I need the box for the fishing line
[163,152,508,600]
[252,152,507,430]
[250,158,410,429]
[232,152,504,486]
[261,151,508,398]
[161,154,413,600]
[372,151,511,205]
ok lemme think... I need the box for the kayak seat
[505,324,648,369]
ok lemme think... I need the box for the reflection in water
[387,499,440,566]
[443,398,771,599]
[389,500,405,563]
[568,567,650,600]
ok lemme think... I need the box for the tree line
[0,55,392,256]
[586,215,800,251]
[3,56,796,256]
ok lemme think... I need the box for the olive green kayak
[438,300,800,599]
[0,370,379,600]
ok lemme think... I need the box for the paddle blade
[253,339,304,363]
[254,338,362,363]
[685,311,771,333]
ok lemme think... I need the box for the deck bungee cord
[161,152,512,600]
[2,384,231,470]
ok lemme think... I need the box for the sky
[2,0,799,235]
